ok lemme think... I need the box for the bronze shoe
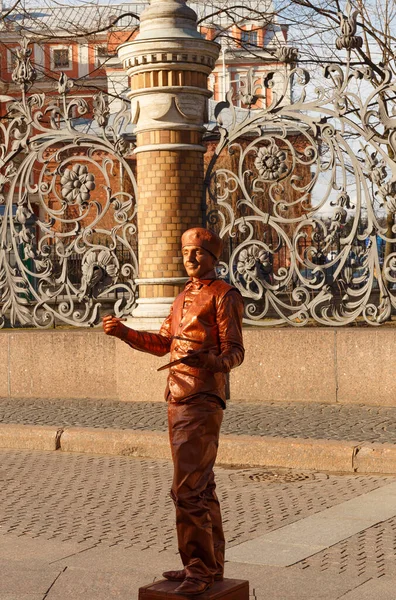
[163,569,223,582]
[174,578,212,595]
[162,569,186,582]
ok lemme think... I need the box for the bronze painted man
[103,228,244,595]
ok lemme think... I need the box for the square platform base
[139,579,249,600]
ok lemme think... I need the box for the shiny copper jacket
[120,278,245,404]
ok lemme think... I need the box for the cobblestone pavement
[298,518,396,581]
[3,449,396,599]
[2,397,396,443]
[0,449,393,552]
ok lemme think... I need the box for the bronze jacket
[120,278,245,404]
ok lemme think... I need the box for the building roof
[1,1,275,37]
[0,3,143,36]
[191,0,274,27]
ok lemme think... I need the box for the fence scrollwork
[0,39,138,328]
[205,1,396,326]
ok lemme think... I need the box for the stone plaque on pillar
[139,579,249,600]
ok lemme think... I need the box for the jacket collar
[185,270,217,289]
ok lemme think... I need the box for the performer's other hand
[182,350,221,372]
[102,314,126,338]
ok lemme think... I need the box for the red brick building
[0,1,292,110]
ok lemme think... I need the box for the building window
[95,46,108,67]
[241,29,258,47]
[7,48,18,73]
[53,48,70,69]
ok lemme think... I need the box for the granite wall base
[1,328,394,405]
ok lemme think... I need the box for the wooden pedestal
[139,579,249,600]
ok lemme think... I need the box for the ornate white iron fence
[205,2,396,326]
[0,39,138,328]
[1,1,396,329]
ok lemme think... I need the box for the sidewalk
[2,398,396,473]
[3,447,396,599]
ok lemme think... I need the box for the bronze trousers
[168,395,225,584]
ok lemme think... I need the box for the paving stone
[224,563,355,600]
[297,518,396,580]
[45,566,151,600]
[339,577,396,599]
[227,482,396,566]
[1,449,396,599]
[3,398,396,445]
[0,565,62,595]
[0,449,392,553]
[1,593,43,600]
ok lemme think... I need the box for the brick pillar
[118,0,220,320]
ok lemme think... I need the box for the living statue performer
[103,227,245,595]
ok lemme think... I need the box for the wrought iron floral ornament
[336,0,363,51]
[364,149,396,214]
[93,93,110,129]
[205,1,396,326]
[60,164,96,206]
[236,244,272,300]
[254,143,288,181]
[11,38,37,91]
[0,39,138,328]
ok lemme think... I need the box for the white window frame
[94,45,108,68]
[240,28,258,47]
[51,46,72,71]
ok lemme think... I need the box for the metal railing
[0,39,138,328]
[205,1,396,326]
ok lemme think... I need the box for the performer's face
[182,245,216,279]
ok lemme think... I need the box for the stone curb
[1,424,396,474]
[60,429,360,472]
[0,423,62,451]
[353,443,396,474]
[218,435,359,473]
[60,427,171,459]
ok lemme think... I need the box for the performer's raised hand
[102,314,126,338]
